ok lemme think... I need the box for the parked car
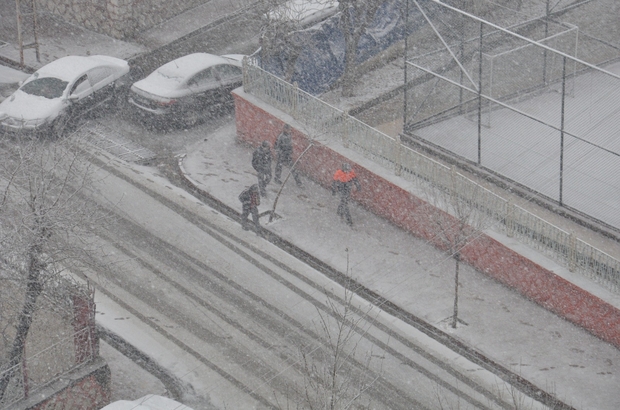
[0,66,30,103]
[101,394,194,410]
[265,0,339,27]
[0,55,129,137]
[127,53,245,128]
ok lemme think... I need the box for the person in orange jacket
[331,163,361,226]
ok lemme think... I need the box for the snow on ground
[180,121,620,410]
[1,0,619,408]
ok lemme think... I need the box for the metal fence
[0,327,95,408]
[243,59,620,294]
[403,0,620,232]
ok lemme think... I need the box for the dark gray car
[128,53,244,128]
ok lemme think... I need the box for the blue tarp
[258,0,432,95]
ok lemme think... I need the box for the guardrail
[0,327,95,408]
[243,59,620,294]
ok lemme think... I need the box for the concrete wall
[233,89,620,349]
[38,0,206,39]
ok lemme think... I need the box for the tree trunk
[451,252,460,329]
[340,5,362,98]
[342,37,358,97]
[0,247,44,400]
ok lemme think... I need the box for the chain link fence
[403,0,620,232]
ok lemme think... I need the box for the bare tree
[260,0,337,81]
[421,167,493,328]
[338,0,384,97]
[260,0,383,95]
[275,255,384,410]
[0,133,109,400]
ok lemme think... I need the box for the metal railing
[243,59,620,294]
[0,327,95,408]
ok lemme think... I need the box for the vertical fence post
[395,134,402,176]
[477,22,483,165]
[450,166,457,203]
[542,0,550,85]
[506,200,515,237]
[403,0,409,130]
[569,231,577,272]
[292,82,299,119]
[242,56,248,93]
[342,114,350,148]
[559,56,567,206]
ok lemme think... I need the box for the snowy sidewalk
[181,122,620,410]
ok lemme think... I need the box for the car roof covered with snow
[131,53,244,97]
[153,53,242,81]
[30,55,129,82]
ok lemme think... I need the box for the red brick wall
[234,90,620,348]
[28,359,111,410]
[72,292,98,365]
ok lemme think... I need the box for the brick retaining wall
[233,89,620,349]
[16,357,111,410]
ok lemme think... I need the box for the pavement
[1,1,620,409]
[179,122,620,410]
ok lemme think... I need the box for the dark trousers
[337,195,353,226]
[241,203,260,229]
[275,158,302,185]
[257,171,271,196]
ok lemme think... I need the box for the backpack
[276,133,292,152]
[239,187,251,203]
[251,150,259,171]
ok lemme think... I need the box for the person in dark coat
[239,184,262,233]
[274,124,303,187]
[252,141,273,196]
[332,163,362,226]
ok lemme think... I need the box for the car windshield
[20,77,68,99]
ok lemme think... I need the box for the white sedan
[128,53,244,128]
[0,55,129,137]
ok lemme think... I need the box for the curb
[96,324,187,402]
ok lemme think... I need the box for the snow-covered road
[73,145,548,410]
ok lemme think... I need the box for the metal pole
[543,0,550,85]
[403,0,409,131]
[559,56,567,206]
[269,143,314,222]
[477,22,483,165]
[459,40,464,111]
